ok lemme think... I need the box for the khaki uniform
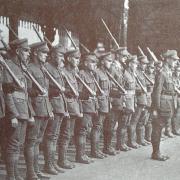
[151,65,176,156]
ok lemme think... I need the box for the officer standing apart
[151,50,178,161]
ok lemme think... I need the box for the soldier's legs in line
[172,107,180,135]
[151,115,169,161]
[164,117,174,138]
[74,113,94,164]
[103,111,117,155]
[91,112,106,159]
[24,121,40,180]
[5,119,27,180]
[117,113,132,151]
[145,112,153,142]
[0,118,5,163]
[57,117,75,169]
[127,106,142,149]
[33,117,49,179]
[136,108,150,146]
[43,114,64,174]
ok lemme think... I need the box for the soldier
[57,48,82,169]
[116,55,138,151]
[145,62,155,142]
[0,56,5,163]
[25,41,53,179]
[171,65,180,135]
[2,38,34,180]
[128,55,149,148]
[151,50,178,161]
[42,45,66,174]
[76,53,98,163]
[91,52,116,158]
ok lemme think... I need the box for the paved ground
[1,136,180,180]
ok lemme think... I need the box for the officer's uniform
[25,42,53,179]
[3,39,34,180]
[58,49,82,169]
[91,52,116,157]
[151,50,178,161]
[117,55,138,151]
[76,53,98,163]
[43,45,66,174]
[128,55,148,148]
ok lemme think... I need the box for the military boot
[145,123,152,142]
[52,143,65,173]
[127,126,141,149]
[57,145,75,169]
[164,127,175,138]
[5,153,17,180]
[76,135,92,164]
[34,150,50,179]
[43,141,58,175]
[14,159,24,180]
[24,146,39,180]
[90,129,104,159]
[116,128,130,152]
[103,131,116,156]
[136,126,148,146]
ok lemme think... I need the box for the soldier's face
[37,51,48,63]
[68,56,80,68]
[141,63,147,70]
[148,66,154,74]
[129,62,137,72]
[85,61,97,71]
[54,53,64,67]
[17,48,30,63]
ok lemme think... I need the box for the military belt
[161,94,174,100]
[162,92,175,96]
[126,90,135,95]
[12,91,26,100]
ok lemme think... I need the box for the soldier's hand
[49,112,54,120]
[28,117,35,126]
[11,118,18,128]
[41,88,48,96]
[152,110,158,118]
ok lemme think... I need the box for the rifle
[147,47,158,63]
[106,70,126,94]
[134,72,147,94]
[137,46,154,85]
[6,25,47,94]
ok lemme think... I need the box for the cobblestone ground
[1,136,180,180]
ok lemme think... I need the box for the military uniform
[24,42,53,179]
[91,52,116,157]
[58,49,81,169]
[76,54,98,163]
[2,39,34,180]
[151,50,178,161]
[117,56,138,151]
[129,56,148,148]
[145,63,155,142]
[43,46,66,174]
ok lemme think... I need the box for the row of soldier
[0,29,180,180]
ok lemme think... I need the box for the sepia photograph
[0,0,180,180]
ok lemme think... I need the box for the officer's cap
[51,44,65,55]
[126,55,138,64]
[83,52,98,63]
[30,41,49,53]
[112,47,130,56]
[64,48,81,58]
[138,55,149,64]
[98,51,112,61]
[9,38,30,50]
[163,50,179,60]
